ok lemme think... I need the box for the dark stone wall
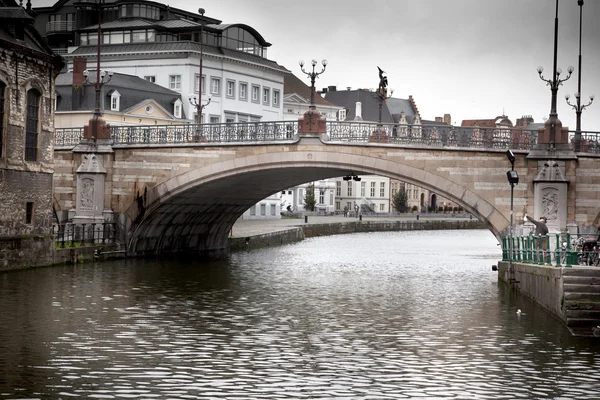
[0,169,54,269]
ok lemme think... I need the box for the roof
[67,42,287,72]
[386,97,417,124]
[323,89,394,123]
[0,2,62,65]
[284,72,335,107]
[461,116,513,127]
[55,71,184,118]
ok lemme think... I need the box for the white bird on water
[516,309,522,316]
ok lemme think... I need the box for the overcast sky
[35,0,600,130]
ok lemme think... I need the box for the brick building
[0,0,64,269]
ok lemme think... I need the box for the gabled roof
[284,72,335,107]
[386,97,417,124]
[323,89,394,123]
[461,119,498,128]
[55,70,184,118]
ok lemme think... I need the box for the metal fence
[53,222,117,247]
[502,232,600,267]
[53,121,600,153]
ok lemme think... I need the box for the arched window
[25,88,41,161]
[0,80,6,157]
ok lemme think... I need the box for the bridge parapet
[54,121,600,154]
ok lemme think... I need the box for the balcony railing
[46,20,74,33]
[53,121,600,153]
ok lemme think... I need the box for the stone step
[566,309,600,319]
[563,276,600,285]
[568,325,600,337]
[563,283,600,294]
[563,267,600,277]
[564,292,600,301]
[564,300,600,311]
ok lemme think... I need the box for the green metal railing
[501,233,599,267]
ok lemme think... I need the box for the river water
[0,229,599,399]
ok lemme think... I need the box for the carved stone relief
[80,177,94,211]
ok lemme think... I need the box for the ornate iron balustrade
[110,121,299,145]
[52,121,600,152]
[54,127,83,148]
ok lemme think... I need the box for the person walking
[525,214,548,262]
[343,205,348,217]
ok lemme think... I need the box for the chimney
[355,101,363,120]
[443,113,451,125]
[435,117,443,123]
[346,87,351,91]
[73,57,87,86]
[328,85,337,92]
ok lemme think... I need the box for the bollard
[416,214,419,220]
[305,215,308,223]
[359,214,362,221]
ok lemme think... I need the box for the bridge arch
[126,150,508,255]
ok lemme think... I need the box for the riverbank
[229,214,485,250]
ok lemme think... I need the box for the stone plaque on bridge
[74,153,107,223]
[532,160,569,232]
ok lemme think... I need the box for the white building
[335,175,390,215]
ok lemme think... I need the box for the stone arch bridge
[52,120,600,255]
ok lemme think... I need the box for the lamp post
[537,0,573,148]
[565,0,595,152]
[299,59,327,110]
[506,150,519,278]
[189,8,211,125]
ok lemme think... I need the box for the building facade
[0,1,64,269]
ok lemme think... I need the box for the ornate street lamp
[190,7,211,125]
[565,0,594,152]
[537,0,573,148]
[506,150,519,277]
[299,59,327,110]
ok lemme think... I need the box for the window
[132,30,146,42]
[225,113,235,123]
[370,182,376,197]
[144,76,156,83]
[260,204,266,216]
[110,90,120,111]
[249,205,256,215]
[338,109,347,121]
[380,182,385,197]
[252,85,260,103]
[25,202,33,224]
[210,115,220,123]
[195,74,205,93]
[25,89,40,161]
[169,75,181,91]
[174,99,182,118]
[361,182,366,197]
[226,80,235,98]
[347,181,352,196]
[270,204,276,216]
[380,204,385,212]
[319,190,325,204]
[273,90,280,107]
[0,81,5,157]
[239,82,248,100]
[336,181,341,196]
[211,78,221,95]
[335,201,340,211]
[262,87,270,104]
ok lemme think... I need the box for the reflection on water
[0,230,599,399]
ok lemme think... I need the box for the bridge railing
[53,121,600,152]
[501,232,600,267]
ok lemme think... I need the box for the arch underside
[128,152,508,255]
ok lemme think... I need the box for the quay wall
[497,261,564,319]
[230,219,485,251]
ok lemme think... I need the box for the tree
[391,186,408,213]
[304,183,316,212]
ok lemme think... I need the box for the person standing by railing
[525,214,548,262]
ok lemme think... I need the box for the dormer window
[110,90,121,111]
[174,99,182,118]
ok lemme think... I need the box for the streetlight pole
[565,0,594,152]
[88,3,112,140]
[189,8,211,126]
[299,59,327,110]
[537,0,573,148]
[506,150,519,281]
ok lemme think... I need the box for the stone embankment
[229,215,484,251]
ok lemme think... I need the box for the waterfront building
[32,0,288,125]
[0,0,64,269]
